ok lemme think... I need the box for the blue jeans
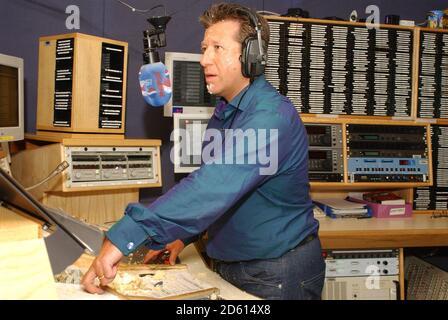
[214,236,325,300]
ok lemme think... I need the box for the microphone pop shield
[139,62,172,107]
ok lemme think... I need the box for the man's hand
[81,238,124,294]
[143,239,185,266]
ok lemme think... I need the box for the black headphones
[238,7,267,79]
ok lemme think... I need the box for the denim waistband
[211,233,318,270]
[297,232,317,248]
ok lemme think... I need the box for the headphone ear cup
[241,36,263,78]
[240,37,250,78]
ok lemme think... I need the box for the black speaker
[239,8,266,79]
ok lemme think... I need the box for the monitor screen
[0,53,24,142]
[164,52,215,117]
[173,111,213,173]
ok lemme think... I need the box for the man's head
[199,3,270,102]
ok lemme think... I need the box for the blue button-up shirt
[107,75,318,262]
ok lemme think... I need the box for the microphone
[139,61,172,107]
[139,14,172,107]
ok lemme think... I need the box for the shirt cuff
[182,234,200,246]
[144,242,165,251]
[106,215,150,256]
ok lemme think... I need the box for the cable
[114,0,166,15]
[227,87,250,131]
[257,10,280,16]
[221,86,251,145]
[25,161,69,191]
[114,0,205,18]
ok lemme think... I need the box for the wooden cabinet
[37,33,128,135]
[10,135,162,225]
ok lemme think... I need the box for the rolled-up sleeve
[106,111,292,256]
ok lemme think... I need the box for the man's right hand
[143,239,185,265]
[81,238,123,294]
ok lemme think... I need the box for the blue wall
[1,0,447,201]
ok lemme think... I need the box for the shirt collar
[213,75,266,120]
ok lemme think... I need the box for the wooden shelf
[264,15,415,31]
[318,214,448,249]
[414,210,448,215]
[26,132,162,147]
[299,113,418,125]
[310,182,431,189]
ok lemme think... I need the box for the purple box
[347,197,413,218]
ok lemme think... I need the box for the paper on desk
[138,270,214,299]
[109,268,218,299]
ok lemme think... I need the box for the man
[82,3,325,300]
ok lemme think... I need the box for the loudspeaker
[239,8,266,79]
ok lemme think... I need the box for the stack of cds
[265,18,413,117]
[418,31,448,119]
[414,125,448,210]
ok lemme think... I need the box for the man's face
[200,20,249,102]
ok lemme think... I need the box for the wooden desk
[0,206,42,242]
[318,215,448,249]
[179,244,259,300]
[0,206,57,299]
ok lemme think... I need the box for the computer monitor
[173,111,213,173]
[164,52,215,117]
[0,53,24,142]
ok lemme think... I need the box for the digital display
[0,65,19,127]
[361,135,379,140]
[306,126,327,135]
[399,159,415,165]
[309,150,329,159]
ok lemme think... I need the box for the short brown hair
[199,3,270,53]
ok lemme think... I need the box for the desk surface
[175,244,259,300]
[62,245,259,300]
[318,214,448,249]
[0,206,41,242]
[0,207,256,300]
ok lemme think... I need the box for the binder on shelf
[313,198,372,219]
